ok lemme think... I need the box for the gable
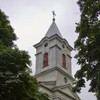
[39,83,80,100]
[58,85,80,100]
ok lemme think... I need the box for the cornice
[39,81,56,85]
[34,67,75,81]
[34,34,73,53]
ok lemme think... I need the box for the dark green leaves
[0,9,50,100]
[0,10,17,47]
[74,0,100,99]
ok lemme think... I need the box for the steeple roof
[45,20,62,38]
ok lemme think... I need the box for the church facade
[34,18,80,100]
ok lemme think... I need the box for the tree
[74,0,100,99]
[0,9,50,100]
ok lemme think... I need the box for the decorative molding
[49,44,61,50]
[67,54,72,58]
[35,67,75,81]
[40,84,53,92]
[40,83,77,100]
[39,81,56,85]
[35,52,42,56]
[33,34,73,51]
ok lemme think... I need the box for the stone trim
[40,84,54,92]
[40,83,78,100]
[49,44,61,50]
[57,90,76,100]
[35,67,75,81]
[34,33,73,53]
[67,54,72,58]
[35,52,42,56]
[39,81,56,85]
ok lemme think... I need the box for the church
[34,14,80,100]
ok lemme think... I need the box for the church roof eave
[34,34,62,48]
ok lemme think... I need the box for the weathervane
[52,11,56,21]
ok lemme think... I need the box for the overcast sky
[0,0,96,100]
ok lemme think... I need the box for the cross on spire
[52,11,56,21]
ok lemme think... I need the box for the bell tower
[34,15,80,100]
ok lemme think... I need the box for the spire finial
[52,11,56,21]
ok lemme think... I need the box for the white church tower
[34,13,80,100]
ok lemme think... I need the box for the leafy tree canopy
[74,0,100,99]
[0,10,17,47]
[0,9,50,100]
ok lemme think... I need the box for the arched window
[62,54,66,68]
[43,53,48,67]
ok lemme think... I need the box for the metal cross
[52,11,56,21]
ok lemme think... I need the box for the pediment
[39,81,80,100]
[57,84,80,100]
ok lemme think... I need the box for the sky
[0,0,96,100]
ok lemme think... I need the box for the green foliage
[35,92,50,100]
[0,10,17,47]
[74,0,100,99]
[0,9,50,100]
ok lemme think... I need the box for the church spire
[45,11,62,38]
